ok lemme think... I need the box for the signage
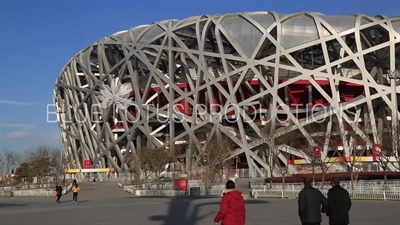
[83,160,92,169]
[312,146,321,160]
[372,143,382,162]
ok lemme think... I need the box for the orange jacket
[72,186,80,193]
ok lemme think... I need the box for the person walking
[214,180,246,225]
[72,182,80,203]
[326,177,352,225]
[55,184,63,203]
[298,178,328,225]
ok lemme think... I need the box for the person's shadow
[149,197,268,225]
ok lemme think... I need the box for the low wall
[135,190,188,197]
[12,189,55,197]
[1,181,73,197]
[118,180,226,197]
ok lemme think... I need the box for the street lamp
[312,146,321,186]
[388,70,400,157]
[235,156,239,179]
[235,156,239,171]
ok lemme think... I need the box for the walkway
[1,190,398,225]
[64,181,127,201]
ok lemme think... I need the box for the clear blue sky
[0,0,399,152]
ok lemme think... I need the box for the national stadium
[53,11,400,179]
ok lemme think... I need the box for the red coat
[214,189,246,225]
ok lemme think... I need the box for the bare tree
[16,149,35,188]
[318,148,341,190]
[274,159,290,194]
[126,148,147,185]
[2,149,20,175]
[139,147,175,190]
[346,132,367,191]
[197,132,232,195]
[126,151,144,186]
[377,120,400,185]
[48,148,64,186]
[30,146,54,187]
[303,122,326,186]
[0,151,4,189]
[14,146,62,188]
[261,122,302,188]
[392,122,400,171]
[304,120,343,189]
[0,149,21,188]
[260,122,280,188]
[0,151,4,173]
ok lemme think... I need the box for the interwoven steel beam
[54,12,400,178]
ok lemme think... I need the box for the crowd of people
[214,177,351,225]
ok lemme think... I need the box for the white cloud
[6,131,34,139]
[0,100,34,106]
[0,124,35,130]
[51,132,61,140]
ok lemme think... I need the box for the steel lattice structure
[54,12,400,178]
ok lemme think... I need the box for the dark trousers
[72,192,78,202]
[56,195,61,201]
[302,223,320,225]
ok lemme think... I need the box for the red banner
[372,143,382,162]
[312,146,321,159]
[83,160,92,169]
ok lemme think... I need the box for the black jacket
[55,186,63,196]
[327,185,351,224]
[298,186,328,223]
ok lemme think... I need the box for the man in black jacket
[326,177,352,225]
[298,178,328,225]
[55,184,63,203]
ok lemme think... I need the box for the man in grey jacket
[326,177,352,225]
[298,178,328,225]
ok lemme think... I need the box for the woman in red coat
[214,180,246,225]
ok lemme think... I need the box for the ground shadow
[149,197,268,225]
[0,203,29,208]
[60,199,89,203]
[0,202,40,208]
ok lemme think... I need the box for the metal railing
[254,180,400,192]
[251,184,400,201]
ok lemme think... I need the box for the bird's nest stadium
[54,11,400,179]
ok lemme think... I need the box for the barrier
[254,180,400,192]
[119,180,226,197]
[135,190,188,197]
[12,189,55,196]
[251,187,400,201]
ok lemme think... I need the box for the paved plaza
[0,182,399,225]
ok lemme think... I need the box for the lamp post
[312,146,321,186]
[388,70,400,157]
[235,156,239,174]
[281,167,288,197]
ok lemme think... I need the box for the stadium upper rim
[55,11,400,83]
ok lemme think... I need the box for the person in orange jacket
[72,182,80,203]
